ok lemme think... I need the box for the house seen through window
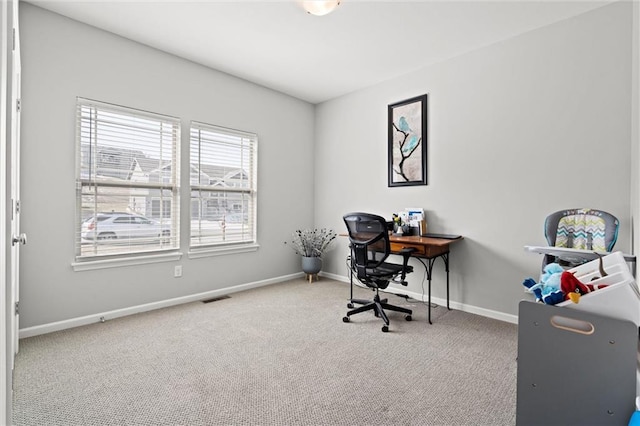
[75,98,180,259]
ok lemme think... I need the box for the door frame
[0,0,9,422]
[8,0,18,357]
[1,0,19,423]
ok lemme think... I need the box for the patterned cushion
[543,208,619,269]
[545,208,618,250]
[555,212,607,251]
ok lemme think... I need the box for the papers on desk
[404,207,427,235]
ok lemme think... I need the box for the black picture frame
[388,94,427,187]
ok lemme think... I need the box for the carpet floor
[12,278,517,425]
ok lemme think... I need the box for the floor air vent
[202,295,230,304]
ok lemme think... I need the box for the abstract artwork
[388,94,427,187]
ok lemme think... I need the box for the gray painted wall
[316,2,634,318]
[17,1,636,329]
[19,3,315,328]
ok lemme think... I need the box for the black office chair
[342,212,414,332]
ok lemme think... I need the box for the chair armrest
[399,247,415,283]
[399,247,415,256]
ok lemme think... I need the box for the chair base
[343,293,412,332]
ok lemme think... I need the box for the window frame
[74,98,181,262]
[188,121,258,252]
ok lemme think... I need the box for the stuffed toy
[522,263,565,305]
[628,397,640,425]
[560,270,608,303]
[523,261,609,305]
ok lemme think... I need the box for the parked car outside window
[81,212,170,242]
[223,213,248,224]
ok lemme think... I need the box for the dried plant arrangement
[288,228,337,258]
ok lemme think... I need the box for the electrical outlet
[174,265,182,278]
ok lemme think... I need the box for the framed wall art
[388,94,427,187]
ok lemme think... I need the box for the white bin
[557,251,640,326]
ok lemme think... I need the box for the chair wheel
[381,325,389,332]
[342,316,350,323]
[347,303,354,309]
[405,315,412,321]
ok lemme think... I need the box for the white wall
[316,2,633,318]
[18,3,315,329]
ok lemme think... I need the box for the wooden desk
[389,235,455,259]
[388,234,463,324]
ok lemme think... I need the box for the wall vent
[202,295,230,304]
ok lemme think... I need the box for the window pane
[189,190,253,247]
[78,185,178,257]
[79,107,176,185]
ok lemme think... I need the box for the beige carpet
[12,278,517,425]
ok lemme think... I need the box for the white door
[1,1,20,422]
[0,2,8,422]
[9,0,21,355]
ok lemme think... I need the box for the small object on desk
[405,208,427,236]
[421,233,462,240]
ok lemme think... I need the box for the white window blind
[75,98,180,259]
[190,122,257,248]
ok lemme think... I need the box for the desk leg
[426,258,435,324]
[424,252,451,324]
[443,252,450,311]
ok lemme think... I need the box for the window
[75,98,180,259]
[190,122,257,248]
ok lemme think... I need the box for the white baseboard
[19,272,305,338]
[21,270,518,338]
[320,271,518,325]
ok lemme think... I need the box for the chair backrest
[343,212,391,281]
[543,208,619,268]
[544,208,619,252]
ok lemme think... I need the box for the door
[1,2,8,422]
[1,0,21,422]
[9,0,21,356]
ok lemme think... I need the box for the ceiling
[27,0,611,104]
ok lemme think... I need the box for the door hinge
[14,302,19,316]
[15,200,20,214]
[16,98,21,112]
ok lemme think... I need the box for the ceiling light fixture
[302,0,341,16]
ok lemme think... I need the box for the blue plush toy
[522,263,565,305]
[628,397,640,425]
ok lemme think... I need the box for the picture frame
[388,94,427,187]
